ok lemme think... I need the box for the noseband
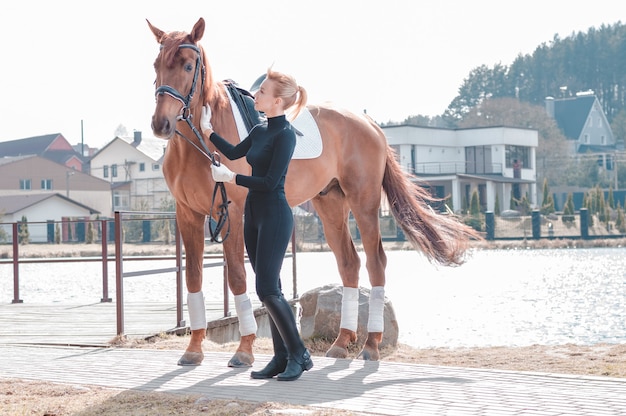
[155,43,230,243]
[155,44,204,121]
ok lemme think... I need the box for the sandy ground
[2,240,626,415]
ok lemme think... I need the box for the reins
[155,43,230,243]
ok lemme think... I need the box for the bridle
[154,43,230,243]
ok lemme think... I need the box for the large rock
[299,284,399,349]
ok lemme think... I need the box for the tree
[86,221,96,244]
[114,124,129,137]
[563,193,575,223]
[608,186,615,209]
[616,203,626,233]
[18,215,29,245]
[464,189,482,232]
[55,223,61,244]
[470,189,481,216]
[494,193,501,216]
[540,178,555,214]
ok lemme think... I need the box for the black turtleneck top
[209,115,296,195]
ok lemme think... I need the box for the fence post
[101,220,111,302]
[12,222,23,304]
[115,211,125,336]
[580,208,589,239]
[531,210,541,239]
[485,211,495,240]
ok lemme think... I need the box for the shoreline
[3,237,626,259]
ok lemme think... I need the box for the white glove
[200,105,213,133]
[211,163,235,183]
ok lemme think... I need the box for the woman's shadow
[134,354,471,407]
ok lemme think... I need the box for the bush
[463,216,483,232]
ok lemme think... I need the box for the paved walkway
[1,343,626,415]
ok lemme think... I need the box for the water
[2,248,625,349]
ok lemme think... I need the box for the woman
[200,69,313,381]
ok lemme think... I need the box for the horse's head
[147,18,212,139]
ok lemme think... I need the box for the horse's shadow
[134,356,471,406]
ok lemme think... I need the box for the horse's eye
[184,63,193,73]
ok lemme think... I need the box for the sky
[1,1,624,149]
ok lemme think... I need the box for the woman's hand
[211,163,235,183]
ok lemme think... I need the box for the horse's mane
[159,31,228,111]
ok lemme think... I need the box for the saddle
[224,78,304,137]
[223,80,264,133]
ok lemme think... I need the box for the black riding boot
[250,316,288,379]
[262,295,313,381]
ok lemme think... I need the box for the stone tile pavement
[1,343,625,415]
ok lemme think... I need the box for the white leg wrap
[234,293,258,336]
[339,286,359,332]
[367,286,385,333]
[187,291,207,330]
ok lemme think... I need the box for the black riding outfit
[209,114,313,381]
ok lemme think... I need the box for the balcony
[410,162,503,176]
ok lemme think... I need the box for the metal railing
[1,211,299,337]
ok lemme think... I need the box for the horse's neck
[208,84,241,143]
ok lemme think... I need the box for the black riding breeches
[243,193,293,302]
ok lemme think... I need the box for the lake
[2,247,625,349]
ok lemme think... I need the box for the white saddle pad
[227,87,323,159]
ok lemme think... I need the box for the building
[0,155,111,217]
[0,193,100,243]
[88,131,171,212]
[0,133,84,171]
[381,125,539,214]
[545,92,616,167]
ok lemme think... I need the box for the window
[152,163,160,171]
[19,179,31,190]
[583,134,589,144]
[103,165,109,178]
[601,135,606,145]
[139,162,145,172]
[505,146,531,169]
[111,164,118,178]
[113,190,130,210]
[41,179,52,190]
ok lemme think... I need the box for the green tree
[86,221,96,244]
[616,203,626,233]
[470,189,480,216]
[563,193,575,223]
[18,215,29,245]
[608,186,615,209]
[540,178,555,214]
[494,193,501,216]
[464,189,482,232]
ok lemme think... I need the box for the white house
[88,131,171,214]
[381,125,539,213]
[0,193,99,243]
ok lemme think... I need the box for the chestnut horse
[148,17,479,367]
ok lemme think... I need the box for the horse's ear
[190,17,205,43]
[146,19,166,43]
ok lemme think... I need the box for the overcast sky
[1,1,624,149]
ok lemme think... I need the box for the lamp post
[66,170,75,198]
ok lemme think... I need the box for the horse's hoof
[325,345,349,359]
[357,347,380,361]
[228,351,254,368]
[177,351,204,366]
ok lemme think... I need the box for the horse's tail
[382,146,481,266]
